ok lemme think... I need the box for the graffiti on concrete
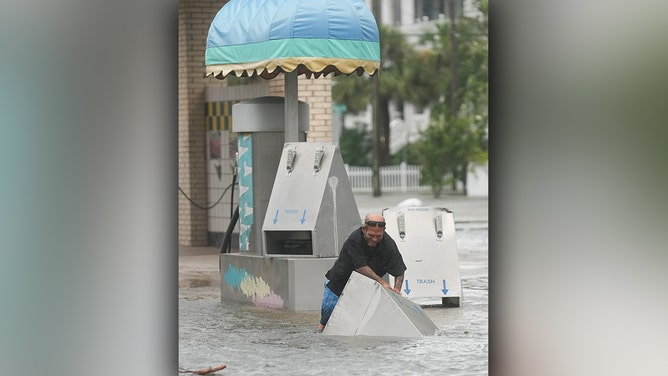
[223,264,284,309]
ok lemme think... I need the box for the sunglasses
[365,220,386,228]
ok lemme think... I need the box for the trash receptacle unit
[383,206,463,307]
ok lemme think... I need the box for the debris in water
[178,364,227,375]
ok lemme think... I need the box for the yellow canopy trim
[205,57,379,79]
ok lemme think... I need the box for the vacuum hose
[220,166,238,255]
[220,205,239,254]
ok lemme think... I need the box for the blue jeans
[319,279,339,326]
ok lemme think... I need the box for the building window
[414,0,463,21]
[392,1,402,25]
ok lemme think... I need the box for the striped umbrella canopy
[205,0,380,79]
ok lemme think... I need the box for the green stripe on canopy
[205,38,379,66]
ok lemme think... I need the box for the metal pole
[284,70,299,142]
[371,0,381,197]
[449,0,458,118]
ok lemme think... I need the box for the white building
[336,0,487,196]
[341,0,483,147]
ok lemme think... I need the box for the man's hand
[356,266,403,295]
[380,279,401,295]
[379,279,392,290]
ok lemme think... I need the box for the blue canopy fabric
[205,0,380,79]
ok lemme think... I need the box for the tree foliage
[338,126,372,166]
[416,116,487,197]
[332,25,412,166]
[411,0,489,195]
[333,1,488,196]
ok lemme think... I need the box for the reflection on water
[179,228,488,375]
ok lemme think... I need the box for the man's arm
[355,266,391,288]
[355,266,401,294]
[393,273,404,294]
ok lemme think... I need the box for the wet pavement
[179,192,488,375]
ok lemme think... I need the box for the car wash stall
[204,0,381,311]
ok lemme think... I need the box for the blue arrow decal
[300,210,307,224]
[441,279,449,295]
[273,210,279,224]
[404,280,411,295]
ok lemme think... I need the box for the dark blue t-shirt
[325,227,407,296]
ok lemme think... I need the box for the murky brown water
[179,227,487,375]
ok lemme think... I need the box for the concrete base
[219,253,335,311]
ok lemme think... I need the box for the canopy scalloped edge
[205,58,379,80]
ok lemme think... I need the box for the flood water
[179,226,488,375]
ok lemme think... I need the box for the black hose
[229,168,237,219]
[219,166,239,272]
[220,205,239,255]
[228,169,237,253]
[220,166,238,255]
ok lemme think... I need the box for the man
[317,213,407,332]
